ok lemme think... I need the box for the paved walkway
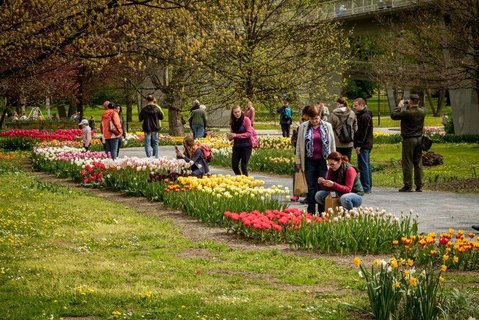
[120,146,479,235]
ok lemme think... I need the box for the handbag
[293,170,308,195]
[249,128,259,148]
[109,119,120,135]
[421,134,433,151]
[324,193,341,215]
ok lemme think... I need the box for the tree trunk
[436,89,446,116]
[426,89,437,115]
[125,81,132,123]
[57,104,67,118]
[77,74,84,120]
[164,89,184,136]
[67,96,76,118]
[0,107,7,130]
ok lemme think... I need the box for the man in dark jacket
[391,94,426,192]
[139,95,164,158]
[353,98,373,193]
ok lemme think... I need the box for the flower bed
[32,146,288,225]
[392,229,479,271]
[354,257,446,320]
[224,207,419,254]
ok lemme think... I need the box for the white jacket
[295,120,336,169]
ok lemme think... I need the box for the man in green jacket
[391,94,427,192]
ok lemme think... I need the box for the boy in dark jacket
[139,95,164,158]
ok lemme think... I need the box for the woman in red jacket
[314,151,364,214]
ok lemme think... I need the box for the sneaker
[416,188,423,192]
[398,187,413,192]
[472,225,479,231]
[299,197,308,204]
[290,195,299,202]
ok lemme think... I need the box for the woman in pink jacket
[227,105,254,176]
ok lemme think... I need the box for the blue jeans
[192,125,205,139]
[357,148,372,193]
[304,158,327,214]
[315,190,363,213]
[144,131,159,158]
[105,138,120,160]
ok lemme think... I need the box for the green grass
[355,143,479,192]
[0,171,369,320]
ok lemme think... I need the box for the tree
[196,0,350,109]
[368,0,479,133]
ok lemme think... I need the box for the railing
[311,0,418,20]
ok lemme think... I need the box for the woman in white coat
[295,104,336,214]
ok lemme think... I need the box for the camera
[403,100,409,107]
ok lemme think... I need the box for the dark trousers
[232,146,252,176]
[281,124,291,137]
[304,157,328,214]
[336,147,353,162]
[402,137,423,189]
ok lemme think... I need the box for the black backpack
[338,114,353,143]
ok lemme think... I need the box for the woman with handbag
[227,105,254,176]
[295,104,336,214]
[315,152,364,214]
[101,102,122,160]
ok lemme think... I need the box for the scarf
[305,121,330,159]
[231,113,245,133]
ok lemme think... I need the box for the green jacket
[189,109,207,127]
[391,105,426,138]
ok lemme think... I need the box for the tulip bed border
[30,146,479,269]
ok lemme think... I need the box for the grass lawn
[0,170,369,320]
[359,143,479,192]
[1,155,478,319]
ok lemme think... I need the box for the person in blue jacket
[277,100,293,138]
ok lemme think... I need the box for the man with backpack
[139,95,164,158]
[330,97,357,162]
[277,100,293,137]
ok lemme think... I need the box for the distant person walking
[244,100,256,127]
[295,105,336,214]
[277,100,293,137]
[101,102,122,159]
[329,97,357,162]
[391,94,426,192]
[353,98,373,193]
[139,95,164,158]
[227,105,254,176]
[189,101,207,139]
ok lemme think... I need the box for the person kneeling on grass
[315,151,364,214]
[176,136,209,177]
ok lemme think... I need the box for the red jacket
[101,109,122,139]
